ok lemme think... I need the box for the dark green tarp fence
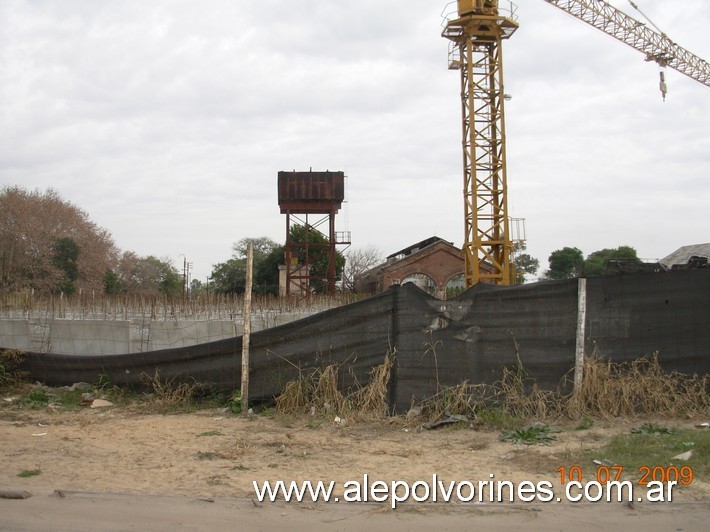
[14,269,710,412]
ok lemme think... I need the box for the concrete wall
[148,321,236,351]
[0,311,316,355]
[50,320,132,356]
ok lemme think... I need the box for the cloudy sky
[2,0,708,282]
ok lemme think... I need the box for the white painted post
[241,243,254,415]
[574,277,587,393]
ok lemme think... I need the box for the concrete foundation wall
[148,321,236,351]
[50,320,132,356]
[0,320,32,350]
[0,312,317,355]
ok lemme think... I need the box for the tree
[210,238,283,295]
[583,246,641,276]
[288,225,345,293]
[512,242,539,285]
[0,186,118,293]
[342,246,382,292]
[52,237,80,294]
[254,245,284,295]
[545,247,584,280]
[115,252,181,296]
[232,237,279,261]
[190,278,203,293]
[103,269,122,294]
[210,258,246,294]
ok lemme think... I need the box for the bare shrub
[139,369,205,408]
[566,353,709,419]
[0,349,28,389]
[348,350,396,420]
[276,351,708,423]
[275,351,396,419]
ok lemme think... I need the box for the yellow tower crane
[443,0,710,288]
[442,1,519,288]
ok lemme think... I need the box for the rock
[672,450,693,461]
[69,382,93,392]
[407,406,423,418]
[90,399,114,409]
[81,393,94,404]
[0,490,32,499]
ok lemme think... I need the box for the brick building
[355,236,471,299]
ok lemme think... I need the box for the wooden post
[574,277,587,393]
[241,243,254,415]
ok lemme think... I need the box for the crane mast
[442,0,708,289]
[542,0,710,88]
[442,1,519,287]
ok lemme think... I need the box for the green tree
[583,246,641,276]
[158,260,183,297]
[545,247,584,280]
[288,225,345,293]
[103,269,122,294]
[233,237,279,261]
[52,237,80,294]
[210,237,281,295]
[210,258,246,294]
[254,245,284,295]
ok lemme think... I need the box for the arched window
[401,273,437,296]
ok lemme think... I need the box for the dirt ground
[1,406,709,530]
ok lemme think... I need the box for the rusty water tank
[277,170,345,214]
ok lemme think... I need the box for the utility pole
[240,242,254,415]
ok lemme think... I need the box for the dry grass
[566,353,709,419]
[275,351,709,425]
[416,356,564,424]
[0,349,27,389]
[349,351,395,419]
[138,369,206,409]
[498,364,565,420]
[275,350,396,421]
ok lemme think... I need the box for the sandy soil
[1,405,708,530]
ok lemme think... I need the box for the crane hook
[659,70,667,101]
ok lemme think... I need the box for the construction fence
[9,269,710,413]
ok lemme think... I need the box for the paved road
[1,488,708,531]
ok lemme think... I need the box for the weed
[138,369,207,411]
[197,430,222,437]
[49,388,86,411]
[574,415,594,431]
[631,422,675,435]
[475,406,522,429]
[227,391,244,414]
[17,469,41,478]
[586,428,710,481]
[501,424,556,445]
[21,389,50,407]
[94,372,134,404]
[195,451,220,461]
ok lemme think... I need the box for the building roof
[386,236,454,260]
[660,243,710,267]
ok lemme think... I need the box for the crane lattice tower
[442,1,519,287]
